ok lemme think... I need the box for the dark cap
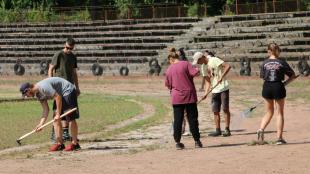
[20,83,31,96]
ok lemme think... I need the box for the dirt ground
[1,75,310,174]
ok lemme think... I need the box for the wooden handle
[17,108,77,141]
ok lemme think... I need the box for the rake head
[241,107,256,118]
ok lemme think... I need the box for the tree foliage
[0,0,308,22]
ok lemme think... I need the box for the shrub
[0,9,21,23]
[63,9,91,22]
[187,3,199,17]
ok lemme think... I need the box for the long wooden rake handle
[197,87,214,104]
[197,81,221,104]
[16,108,77,145]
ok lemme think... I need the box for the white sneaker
[182,131,191,136]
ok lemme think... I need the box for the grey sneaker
[257,129,264,145]
[275,139,287,145]
[222,128,231,137]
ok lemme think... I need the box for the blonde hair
[267,43,280,57]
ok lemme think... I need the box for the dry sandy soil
[0,75,310,174]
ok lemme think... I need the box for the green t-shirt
[207,57,229,93]
[51,50,77,84]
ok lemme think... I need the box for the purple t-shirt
[165,61,199,105]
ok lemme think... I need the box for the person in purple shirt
[165,48,202,149]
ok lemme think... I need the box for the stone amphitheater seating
[2,11,310,76]
[0,17,199,75]
[180,11,310,75]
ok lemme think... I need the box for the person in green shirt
[48,38,80,142]
[192,50,232,137]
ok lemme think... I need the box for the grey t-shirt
[35,77,75,101]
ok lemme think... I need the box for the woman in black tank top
[257,43,296,145]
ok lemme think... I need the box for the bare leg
[260,99,274,130]
[275,99,285,139]
[62,120,69,128]
[53,119,63,144]
[199,76,206,91]
[70,120,78,144]
[214,112,221,129]
[223,109,231,128]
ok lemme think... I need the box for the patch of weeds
[26,153,33,159]
[127,148,140,154]
[247,140,268,146]
[143,144,161,151]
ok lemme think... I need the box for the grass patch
[0,93,143,150]
[82,96,169,141]
[0,95,169,159]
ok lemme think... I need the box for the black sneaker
[257,129,264,145]
[208,129,222,137]
[275,139,287,145]
[195,141,203,148]
[63,128,71,142]
[176,142,185,150]
[222,128,231,137]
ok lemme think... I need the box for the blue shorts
[53,89,79,121]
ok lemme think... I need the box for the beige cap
[192,52,204,65]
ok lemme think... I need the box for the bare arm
[284,73,298,86]
[72,68,80,96]
[217,62,231,84]
[48,64,55,77]
[53,93,62,120]
[35,100,49,132]
[204,75,211,94]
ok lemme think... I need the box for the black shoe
[208,129,222,137]
[222,128,231,137]
[176,142,185,150]
[275,139,287,145]
[63,128,71,142]
[195,141,203,148]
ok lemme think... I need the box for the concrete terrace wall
[159,11,310,76]
[0,17,200,76]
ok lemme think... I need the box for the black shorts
[262,81,286,100]
[211,90,229,113]
[53,89,79,121]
